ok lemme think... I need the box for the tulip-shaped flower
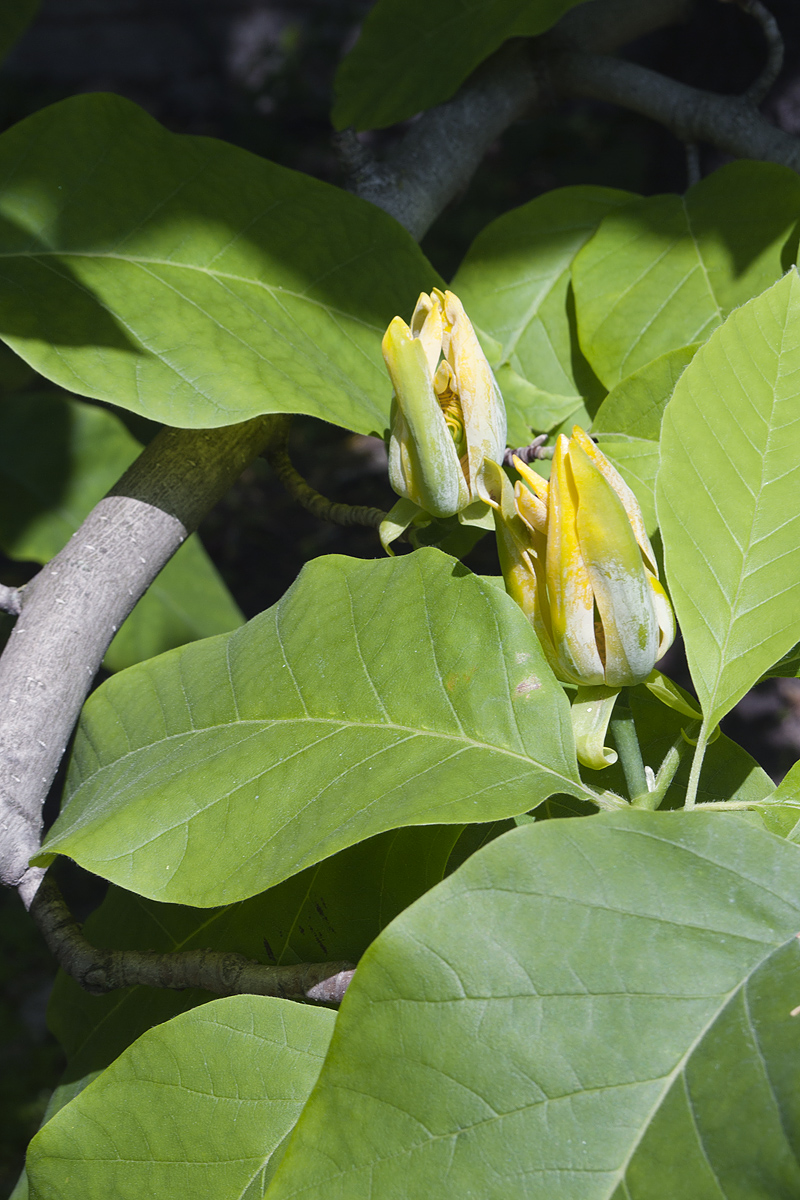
[380,288,506,552]
[487,426,674,689]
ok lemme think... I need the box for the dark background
[2,1,800,1192]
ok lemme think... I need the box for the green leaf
[268,812,800,1198]
[452,186,635,414]
[47,825,467,1084]
[591,345,699,440]
[657,271,800,729]
[27,996,335,1200]
[37,549,591,905]
[0,0,38,62]
[572,162,800,388]
[0,93,439,434]
[0,392,243,670]
[333,0,591,132]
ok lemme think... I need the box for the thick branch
[556,52,800,172]
[353,0,692,237]
[0,415,288,907]
[30,874,354,1003]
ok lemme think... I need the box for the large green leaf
[27,996,335,1200]
[333,0,591,131]
[0,93,439,433]
[47,824,473,1089]
[572,162,800,388]
[268,812,800,1198]
[591,345,699,441]
[657,271,800,731]
[0,392,243,670]
[452,186,635,433]
[37,550,591,905]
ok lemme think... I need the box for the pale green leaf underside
[268,812,800,1199]
[657,270,800,728]
[27,996,335,1200]
[333,0,591,131]
[591,344,699,441]
[39,550,588,906]
[453,186,635,405]
[572,162,800,388]
[0,93,439,433]
[0,392,243,670]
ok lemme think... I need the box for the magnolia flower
[486,426,675,689]
[380,288,506,552]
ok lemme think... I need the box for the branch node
[0,583,22,617]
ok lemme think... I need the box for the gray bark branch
[1,415,288,906]
[30,875,354,1003]
[351,0,693,237]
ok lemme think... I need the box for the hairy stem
[30,874,355,1003]
[265,422,388,529]
[610,698,648,801]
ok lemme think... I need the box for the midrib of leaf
[5,249,387,333]
[67,714,591,801]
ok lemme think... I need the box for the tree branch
[30,874,355,1003]
[351,0,692,237]
[555,51,800,173]
[0,415,287,907]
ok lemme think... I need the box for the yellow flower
[486,426,675,689]
[380,289,506,552]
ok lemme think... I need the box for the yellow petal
[568,440,658,687]
[383,318,468,517]
[570,425,658,576]
[547,435,605,685]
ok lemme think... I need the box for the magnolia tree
[4,0,800,1196]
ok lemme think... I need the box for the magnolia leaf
[0,93,439,433]
[37,550,591,905]
[657,271,800,729]
[453,186,635,408]
[27,997,335,1200]
[268,812,800,1199]
[333,0,591,131]
[591,344,699,440]
[572,162,800,387]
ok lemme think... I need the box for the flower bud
[486,426,675,689]
[380,289,506,552]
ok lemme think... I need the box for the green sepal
[571,685,622,771]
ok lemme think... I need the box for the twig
[265,422,388,530]
[685,141,701,186]
[0,584,21,617]
[0,415,288,908]
[503,435,549,466]
[724,0,784,105]
[29,874,355,1003]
